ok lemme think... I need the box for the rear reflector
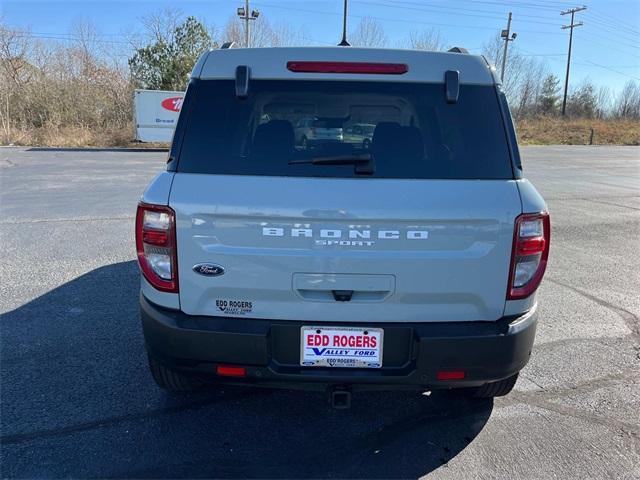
[286,61,408,75]
[216,365,247,377]
[437,370,466,381]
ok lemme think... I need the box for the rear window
[176,80,514,179]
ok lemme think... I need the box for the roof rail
[447,47,469,54]
[221,41,236,49]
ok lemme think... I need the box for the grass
[1,124,168,149]
[2,118,639,148]
[516,117,640,146]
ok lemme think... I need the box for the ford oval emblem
[192,263,225,277]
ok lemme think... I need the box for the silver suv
[136,47,550,402]
[294,116,343,148]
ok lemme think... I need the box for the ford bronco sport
[136,46,550,400]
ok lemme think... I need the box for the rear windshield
[176,80,513,179]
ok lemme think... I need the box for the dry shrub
[2,124,135,147]
[1,23,133,146]
[516,117,640,146]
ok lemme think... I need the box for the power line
[581,29,640,53]
[253,1,566,35]
[520,53,565,57]
[413,0,571,13]
[589,9,640,34]
[583,15,640,44]
[12,32,130,45]
[356,0,563,27]
[560,5,587,116]
[586,13,639,37]
[577,58,640,81]
[520,47,640,81]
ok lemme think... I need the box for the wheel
[362,138,371,149]
[147,355,204,392]
[467,373,519,398]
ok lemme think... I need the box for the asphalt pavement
[1,146,639,479]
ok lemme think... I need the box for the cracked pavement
[1,146,639,479]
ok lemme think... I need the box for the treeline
[0,11,638,146]
[482,35,640,120]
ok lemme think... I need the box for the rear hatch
[170,77,520,323]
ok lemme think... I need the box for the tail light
[507,212,550,300]
[136,203,178,293]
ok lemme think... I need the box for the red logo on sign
[161,97,183,112]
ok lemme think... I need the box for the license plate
[300,326,383,368]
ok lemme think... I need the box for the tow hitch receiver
[330,386,352,409]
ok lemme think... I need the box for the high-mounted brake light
[286,61,408,75]
[136,203,179,293]
[507,212,550,300]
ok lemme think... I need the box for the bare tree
[221,17,243,46]
[221,16,273,47]
[405,29,445,51]
[140,7,184,46]
[595,85,612,118]
[269,21,304,47]
[482,33,549,118]
[515,58,546,117]
[0,23,29,139]
[614,80,640,119]
[482,34,503,72]
[220,15,304,48]
[0,22,33,86]
[349,17,387,48]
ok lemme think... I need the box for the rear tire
[467,373,519,398]
[148,355,204,392]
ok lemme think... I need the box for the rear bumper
[141,293,537,391]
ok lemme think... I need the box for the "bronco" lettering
[262,227,428,240]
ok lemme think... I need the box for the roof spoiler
[221,41,236,49]
[447,47,469,54]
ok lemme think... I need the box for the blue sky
[2,0,639,94]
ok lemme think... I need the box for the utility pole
[338,0,350,46]
[236,0,259,48]
[500,12,517,82]
[560,6,586,116]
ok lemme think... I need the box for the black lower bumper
[141,294,537,391]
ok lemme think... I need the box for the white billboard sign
[134,89,185,143]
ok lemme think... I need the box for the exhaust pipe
[330,386,351,409]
